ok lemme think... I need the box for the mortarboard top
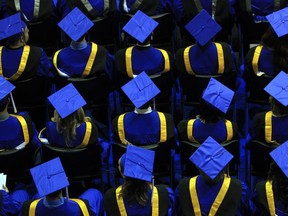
[266,7,288,38]
[202,78,235,114]
[189,136,233,180]
[121,145,155,182]
[48,83,86,119]
[270,140,288,178]
[58,7,94,41]
[121,71,160,108]
[0,13,26,41]
[122,10,159,43]
[0,76,15,101]
[264,71,288,106]
[30,157,70,197]
[185,9,222,46]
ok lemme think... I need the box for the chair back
[0,147,35,185]
[249,140,277,178]
[180,140,240,177]
[54,74,111,108]
[41,144,103,182]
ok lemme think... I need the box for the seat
[88,16,120,54]
[9,76,52,129]
[248,140,277,179]
[40,144,103,190]
[27,19,61,57]
[179,140,240,178]
[112,142,174,187]
[0,147,36,188]
[120,13,176,52]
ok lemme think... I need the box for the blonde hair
[53,108,85,147]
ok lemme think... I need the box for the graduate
[39,83,110,160]
[0,76,41,150]
[175,136,243,215]
[52,7,114,79]
[251,140,288,215]
[21,157,103,216]
[177,78,238,144]
[104,145,174,215]
[175,9,237,91]
[112,72,175,146]
[0,13,53,80]
[250,71,288,145]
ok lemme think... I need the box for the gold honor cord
[225,120,233,141]
[252,45,263,75]
[10,114,30,144]
[187,119,198,143]
[265,111,272,143]
[265,181,276,216]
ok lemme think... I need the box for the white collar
[134,106,152,114]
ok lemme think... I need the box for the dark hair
[269,96,288,116]
[268,161,288,212]
[261,26,288,74]
[198,166,227,185]
[198,98,225,123]
[46,189,62,198]
[0,96,9,112]
[118,157,150,206]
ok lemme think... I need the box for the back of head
[269,96,288,116]
[198,98,225,123]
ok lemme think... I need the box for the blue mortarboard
[189,136,233,180]
[30,157,70,197]
[48,83,86,119]
[58,7,94,41]
[121,145,155,182]
[266,7,288,37]
[185,9,221,46]
[0,76,15,101]
[123,10,159,43]
[270,141,288,178]
[0,13,26,41]
[202,78,234,114]
[121,72,160,108]
[264,71,288,106]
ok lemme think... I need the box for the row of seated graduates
[0,0,288,56]
[0,0,286,192]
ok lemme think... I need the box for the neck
[134,106,152,114]
[70,40,88,50]
[136,43,151,47]
[8,41,24,49]
[0,109,9,121]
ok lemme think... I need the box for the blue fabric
[122,110,161,145]
[188,42,219,74]
[251,0,274,16]
[130,46,166,75]
[1,46,53,79]
[57,42,114,78]
[0,189,30,216]
[190,119,229,143]
[257,47,274,76]
[271,115,288,144]
[78,188,104,216]
[45,121,89,147]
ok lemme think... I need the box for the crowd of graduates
[1,0,288,215]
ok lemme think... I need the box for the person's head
[46,189,63,200]
[118,146,155,206]
[260,26,278,48]
[0,96,9,112]
[269,96,288,116]
[198,98,225,123]
[199,167,226,185]
[6,23,29,46]
[53,108,85,146]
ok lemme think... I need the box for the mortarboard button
[270,140,288,178]
[266,7,288,38]
[189,136,233,180]
[185,9,221,46]
[121,145,155,182]
[30,157,70,197]
[48,83,86,119]
[123,10,158,43]
[58,7,94,41]
[121,71,160,108]
[264,71,288,106]
[202,78,235,114]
